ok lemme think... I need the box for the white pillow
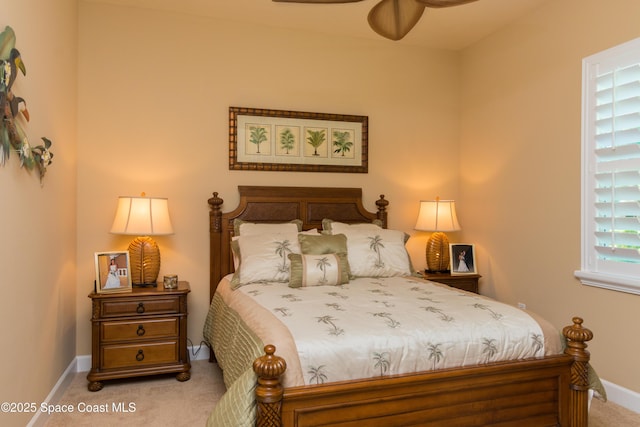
[236,221,300,236]
[322,219,382,234]
[231,232,301,289]
[342,228,411,277]
[231,229,319,270]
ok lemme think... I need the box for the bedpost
[375,194,388,228]
[562,317,593,427]
[253,345,287,427]
[208,191,224,295]
[207,192,223,363]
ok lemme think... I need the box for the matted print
[229,107,368,173]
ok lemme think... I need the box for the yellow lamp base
[426,231,451,273]
[128,236,161,286]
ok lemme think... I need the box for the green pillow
[298,233,348,254]
[288,253,349,288]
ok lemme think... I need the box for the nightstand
[421,272,481,294]
[87,281,191,391]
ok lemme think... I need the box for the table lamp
[414,197,461,273]
[110,194,174,286]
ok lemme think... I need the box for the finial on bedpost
[208,192,223,233]
[562,317,593,427]
[253,345,287,427]
[376,194,388,228]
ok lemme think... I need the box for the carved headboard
[208,186,388,300]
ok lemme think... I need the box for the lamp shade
[110,196,174,236]
[415,199,461,272]
[110,195,173,286]
[414,199,461,232]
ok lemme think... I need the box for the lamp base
[128,236,161,286]
[133,283,158,288]
[426,231,451,273]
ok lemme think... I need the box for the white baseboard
[28,345,211,426]
[75,354,91,373]
[601,379,640,414]
[26,357,78,427]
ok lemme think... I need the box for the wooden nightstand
[87,281,191,391]
[421,272,481,294]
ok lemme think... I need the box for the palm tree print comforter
[206,275,563,388]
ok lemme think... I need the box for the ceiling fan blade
[417,0,479,8]
[368,0,425,41]
[272,0,365,3]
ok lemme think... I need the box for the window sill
[575,270,640,295]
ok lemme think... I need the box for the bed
[205,186,594,427]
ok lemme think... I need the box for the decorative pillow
[298,233,348,254]
[230,232,300,289]
[298,233,351,278]
[341,228,412,277]
[233,219,303,236]
[231,229,319,271]
[230,237,241,270]
[322,219,383,234]
[288,253,349,288]
[300,228,320,236]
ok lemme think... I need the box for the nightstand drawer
[444,280,477,293]
[102,341,178,369]
[422,273,481,294]
[102,318,178,341]
[100,297,180,317]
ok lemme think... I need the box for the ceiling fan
[272,0,479,41]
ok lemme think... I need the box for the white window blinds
[577,38,640,294]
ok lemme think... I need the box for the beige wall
[0,1,77,426]
[3,2,638,423]
[76,3,461,358]
[460,0,640,392]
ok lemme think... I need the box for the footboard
[253,317,593,427]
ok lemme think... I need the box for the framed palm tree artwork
[229,106,368,173]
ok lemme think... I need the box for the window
[576,37,640,295]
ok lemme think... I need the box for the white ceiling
[85,0,550,50]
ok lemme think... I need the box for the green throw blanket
[204,293,264,427]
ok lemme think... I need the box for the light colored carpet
[44,360,225,427]
[43,360,639,426]
[589,397,640,427]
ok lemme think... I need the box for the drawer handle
[136,349,145,361]
[136,325,145,336]
[136,302,145,314]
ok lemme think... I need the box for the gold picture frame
[229,107,368,173]
[449,243,477,275]
[94,251,132,293]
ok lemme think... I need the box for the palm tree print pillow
[342,229,412,277]
[288,253,349,288]
[230,232,301,289]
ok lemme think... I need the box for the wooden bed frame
[208,186,593,427]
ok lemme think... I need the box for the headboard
[208,186,388,300]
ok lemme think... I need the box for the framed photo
[229,106,368,173]
[449,244,477,275]
[94,251,132,293]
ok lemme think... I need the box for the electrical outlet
[517,302,526,309]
